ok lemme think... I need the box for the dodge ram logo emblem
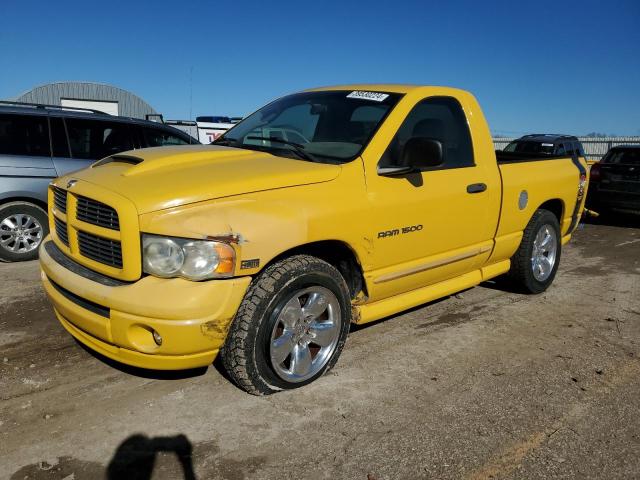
[66,179,78,189]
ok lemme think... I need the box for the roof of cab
[305,84,468,95]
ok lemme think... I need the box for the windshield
[216,90,403,163]
[504,141,556,155]
[603,148,640,165]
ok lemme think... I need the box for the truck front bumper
[39,238,251,370]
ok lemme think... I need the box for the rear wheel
[508,209,561,294]
[221,255,351,395]
[0,202,48,262]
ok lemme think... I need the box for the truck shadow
[107,434,196,480]
[74,340,208,380]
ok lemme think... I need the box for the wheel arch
[0,195,48,213]
[264,240,366,300]
[536,198,564,226]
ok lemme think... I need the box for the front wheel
[221,255,351,395]
[0,202,49,262]
[508,209,561,294]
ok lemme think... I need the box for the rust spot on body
[206,233,244,244]
[200,321,229,340]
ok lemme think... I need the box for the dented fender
[138,160,372,280]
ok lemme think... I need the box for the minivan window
[65,118,133,159]
[0,114,50,157]
[504,141,555,155]
[143,128,191,147]
[50,117,70,157]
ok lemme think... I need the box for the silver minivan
[0,102,197,262]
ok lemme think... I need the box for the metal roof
[12,81,157,119]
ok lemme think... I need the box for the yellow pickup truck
[39,85,588,394]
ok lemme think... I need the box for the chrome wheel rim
[269,286,341,383]
[0,213,43,254]
[531,224,557,282]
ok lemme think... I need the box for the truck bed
[490,153,586,267]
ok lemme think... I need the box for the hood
[62,145,341,214]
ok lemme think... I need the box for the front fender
[139,191,312,277]
[138,162,371,278]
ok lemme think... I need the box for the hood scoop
[93,155,144,168]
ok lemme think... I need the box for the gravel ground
[1,216,639,480]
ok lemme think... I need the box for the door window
[379,97,474,170]
[65,118,133,159]
[0,114,50,157]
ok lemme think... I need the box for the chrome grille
[54,217,69,246]
[77,231,123,269]
[76,196,120,230]
[53,188,67,213]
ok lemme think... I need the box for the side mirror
[401,137,443,169]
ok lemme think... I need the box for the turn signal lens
[577,173,587,200]
[215,243,235,274]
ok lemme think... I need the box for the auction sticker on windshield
[347,91,389,102]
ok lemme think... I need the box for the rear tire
[0,202,49,262]
[221,255,351,395]
[508,209,561,294]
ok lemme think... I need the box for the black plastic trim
[466,183,487,193]
[76,196,120,230]
[53,217,69,246]
[52,187,67,213]
[78,231,123,269]
[44,241,130,287]
[49,278,110,318]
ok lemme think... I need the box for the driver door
[364,96,499,301]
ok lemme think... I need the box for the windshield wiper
[245,136,318,163]
[211,137,238,146]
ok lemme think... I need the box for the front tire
[0,202,49,262]
[508,209,561,294]
[221,255,351,395]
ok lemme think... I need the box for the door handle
[466,183,487,194]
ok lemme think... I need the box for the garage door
[60,99,119,116]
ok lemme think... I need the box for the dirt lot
[1,218,639,480]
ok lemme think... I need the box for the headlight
[142,234,235,280]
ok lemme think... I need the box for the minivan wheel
[0,202,49,262]
[221,255,351,395]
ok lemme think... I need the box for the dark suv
[587,145,640,215]
[503,134,585,157]
[0,101,197,262]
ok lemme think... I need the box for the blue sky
[1,0,639,135]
